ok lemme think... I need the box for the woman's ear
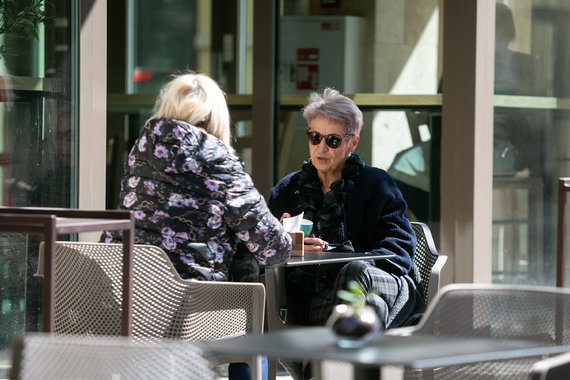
[351,135,360,151]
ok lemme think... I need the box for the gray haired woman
[269,88,424,378]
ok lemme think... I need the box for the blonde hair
[150,73,232,147]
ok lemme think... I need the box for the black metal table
[265,251,395,332]
[203,326,570,380]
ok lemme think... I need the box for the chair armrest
[427,254,448,304]
[176,280,266,335]
[385,325,419,337]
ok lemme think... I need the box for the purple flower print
[173,125,187,139]
[204,178,220,192]
[206,239,220,258]
[209,202,224,216]
[133,210,146,220]
[237,230,250,241]
[215,249,224,263]
[279,234,291,248]
[154,145,169,159]
[103,231,113,243]
[127,176,140,188]
[182,159,201,174]
[255,224,269,235]
[180,253,195,265]
[162,237,176,250]
[153,120,163,135]
[207,240,225,263]
[161,227,175,237]
[164,166,178,173]
[138,136,147,152]
[174,232,188,243]
[264,248,276,258]
[128,155,136,167]
[207,215,222,229]
[168,194,184,208]
[143,180,156,195]
[182,198,198,209]
[149,210,168,223]
[256,257,267,266]
[123,192,137,208]
[246,241,260,252]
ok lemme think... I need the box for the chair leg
[267,358,277,380]
[249,355,263,380]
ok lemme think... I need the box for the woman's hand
[304,235,327,251]
[280,213,325,250]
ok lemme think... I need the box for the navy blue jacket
[268,164,415,276]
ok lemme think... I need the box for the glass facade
[492,1,570,285]
[0,0,77,362]
[276,0,442,237]
[107,0,254,208]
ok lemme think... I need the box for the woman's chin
[312,161,330,172]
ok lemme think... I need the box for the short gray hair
[302,88,362,135]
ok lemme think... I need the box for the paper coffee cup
[299,219,313,237]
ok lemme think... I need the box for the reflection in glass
[0,0,76,355]
[276,1,441,233]
[108,0,255,207]
[492,1,570,285]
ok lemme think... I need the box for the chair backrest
[404,284,570,379]
[10,333,215,380]
[49,242,265,341]
[530,351,570,380]
[410,222,447,305]
[416,284,570,345]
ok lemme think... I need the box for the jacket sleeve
[224,167,291,268]
[349,168,416,276]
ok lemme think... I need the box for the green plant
[0,0,49,41]
[337,280,378,311]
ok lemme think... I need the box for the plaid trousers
[285,260,424,328]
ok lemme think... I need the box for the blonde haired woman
[105,73,289,379]
[106,72,290,279]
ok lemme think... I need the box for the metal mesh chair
[10,333,216,380]
[530,351,570,380]
[38,241,265,379]
[401,284,570,379]
[411,222,447,305]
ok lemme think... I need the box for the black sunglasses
[306,130,354,149]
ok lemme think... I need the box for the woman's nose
[317,139,329,151]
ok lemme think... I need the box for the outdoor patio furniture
[399,283,570,379]
[10,333,216,380]
[40,241,265,380]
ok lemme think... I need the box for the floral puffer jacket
[103,117,291,281]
